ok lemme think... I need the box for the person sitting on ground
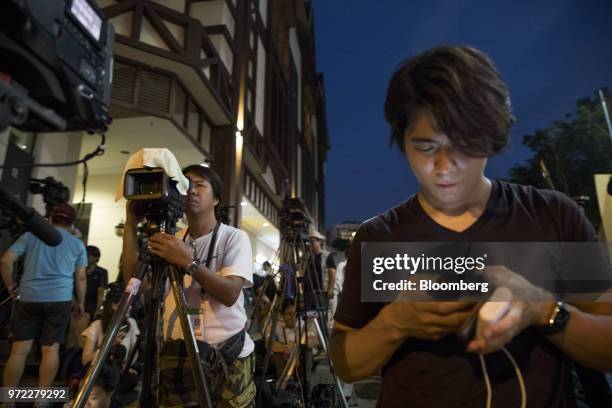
[80,282,140,401]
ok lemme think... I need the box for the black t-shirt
[308,252,337,291]
[85,265,108,308]
[335,181,602,408]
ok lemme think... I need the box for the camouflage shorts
[160,353,256,408]
[218,353,256,408]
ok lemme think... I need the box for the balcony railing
[100,0,235,122]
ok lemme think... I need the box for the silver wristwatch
[184,258,201,276]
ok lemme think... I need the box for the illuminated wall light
[262,222,269,227]
[235,130,244,172]
[241,201,247,206]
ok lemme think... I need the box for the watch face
[553,302,571,332]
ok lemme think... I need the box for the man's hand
[147,233,193,269]
[113,330,127,347]
[125,201,145,226]
[72,301,84,319]
[466,265,555,354]
[6,282,17,300]
[382,300,475,341]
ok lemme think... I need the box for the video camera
[123,167,186,236]
[29,177,70,209]
[0,176,69,245]
[279,197,311,241]
[0,0,114,134]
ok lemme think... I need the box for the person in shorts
[0,203,87,391]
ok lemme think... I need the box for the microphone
[0,186,62,246]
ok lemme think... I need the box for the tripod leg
[311,316,349,408]
[247,276,272,334]
[167,265,213,408]
[278,347,299,390]
[72,263,147,408]
[261,287,287,383]
[140,264,165,407]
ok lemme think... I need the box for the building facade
[329,222,360,242]
[0,0,330,280]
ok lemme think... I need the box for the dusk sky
[313,0,612,228]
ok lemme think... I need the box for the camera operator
[329,45,612,407]
[0,203,87,391]
[122,165,256,407]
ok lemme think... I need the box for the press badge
[187,307,204,338]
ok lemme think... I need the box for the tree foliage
[509,89,612,227]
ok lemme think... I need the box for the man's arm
[0,250,18,298]
[325,253,337,299]
[327,267,336,299]
[95,269,108,314]
[122,203,142,284]
[95,286,105,311]
[331,312,406,382]
[547,302,612,372]
[146,232,246,307]
[74,266,86,316]
[465,266,612,371]
[191,267,245,307]
[331,301,474,382]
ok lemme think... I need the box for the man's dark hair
[87,245,101,258]
[384,45,515,157]
[182,165,223,202]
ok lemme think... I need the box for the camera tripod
[251,227,348,408]
[73,224,213,408]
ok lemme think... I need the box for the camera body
[279,197,310,241]
[29,177,70,208]
[123,167,186,235]
[0,0,114,133]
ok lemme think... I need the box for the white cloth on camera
[114,148,190,202]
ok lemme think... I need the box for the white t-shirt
[81,317,140,364]
[163,223,254,358]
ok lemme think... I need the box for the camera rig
[0,0,114,134]
[123,167,186,236]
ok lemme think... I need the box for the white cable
[479,354,492,408]
[479,348,526,408]
[502,346,527,408]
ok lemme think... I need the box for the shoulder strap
[181,223,221,268]
[205,222,221,268]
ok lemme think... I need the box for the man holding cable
[330,45,612,407]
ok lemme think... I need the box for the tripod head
[279,196,311,243]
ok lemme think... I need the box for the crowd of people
[0,185,346,408]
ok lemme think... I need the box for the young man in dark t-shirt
[329,46,612,407]
[85,245,108,319]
